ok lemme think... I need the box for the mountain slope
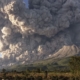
[51,45,80,58]
[8,57,70,71]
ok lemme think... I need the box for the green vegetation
[0,56,80,80]
[69,56,80,75]
[8,57,70,72]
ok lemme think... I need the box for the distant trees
[2,68,6,73]
[45,71,48,78]
[2,68,6,79]
[69,56,80,75]
[37,68,41,73]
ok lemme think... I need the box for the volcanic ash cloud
[0,0,80,68]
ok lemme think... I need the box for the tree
[45,71,48,78]
[2,68,6,79]
[37,68,41,73]
[69,56,80,75]
[2,68,6,73]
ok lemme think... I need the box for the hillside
[8,57,70,71]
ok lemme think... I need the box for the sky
[23,0,29,8]
[0,54,2,57]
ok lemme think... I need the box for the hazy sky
[23,0,29,8]
[0,54,2,57]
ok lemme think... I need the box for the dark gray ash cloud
[0,0,80,68]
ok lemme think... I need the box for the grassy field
[0,71,80,80]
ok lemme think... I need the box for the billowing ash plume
[0,0,80,68]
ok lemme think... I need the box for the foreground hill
[8,57,70,71]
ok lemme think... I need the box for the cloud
[1,27,11,36]
[0,0,80,68]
